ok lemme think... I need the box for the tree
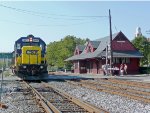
[132,36,150,66]
[46,35,86,70]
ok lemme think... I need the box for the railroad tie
[0,103,8,109]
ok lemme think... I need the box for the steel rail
[42,82,108,113]
[97,78,150,89]
[23,81,61,113]
[67,81,150,103]
[80,80,150,96]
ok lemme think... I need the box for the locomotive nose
[22,46,41,65]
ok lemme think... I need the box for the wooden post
[109,9,113,75]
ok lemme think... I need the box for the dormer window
[75,50,78,55]
[87,46,92,53]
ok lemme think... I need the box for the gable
[74,45,86,55]
[85,41,94,53]
[74,47,79,55]
[112,32,136,51]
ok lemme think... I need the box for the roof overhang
[65,50,143,61]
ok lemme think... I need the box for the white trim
[117,41,125,43]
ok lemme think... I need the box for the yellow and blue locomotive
[13,34,47,75]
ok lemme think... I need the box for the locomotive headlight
[23,66,26,69]
[40,66,43,69]
[29,37,33,42]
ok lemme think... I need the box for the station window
[125,58,130,63]
[113,58,130,64]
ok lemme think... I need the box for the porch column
[78,60,80,73]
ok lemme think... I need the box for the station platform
[1,70,150,83]
[48,72,150,83]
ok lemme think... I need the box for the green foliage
[139,67,150,74]
[46,35,86,70]
[4,71,11,76]
[0,61,5,69]
[132,36,150,66]
[0,60,11,69]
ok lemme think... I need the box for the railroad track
[24,81,108,113]
[0,80,45,113]
[67,78,150,103]
[96,78,150,89]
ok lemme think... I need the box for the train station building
[65,31,143,74]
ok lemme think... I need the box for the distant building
[147,38,150,42]
[0,52,13,67]
[135,27,142,37]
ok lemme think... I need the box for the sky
[0,1,150,52]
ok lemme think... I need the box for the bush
[139,67,150,74]
[3,71,11,76]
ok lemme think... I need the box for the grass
[3,71,11,77]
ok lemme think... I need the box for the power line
[0,4,108,28]
[0,19,100,27]
[0,4,108,21]
[114,25,118,32]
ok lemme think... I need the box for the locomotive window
[32,43,39,46]
[40,44,42,49]
[22,43,30,46]
[40,42,46,51]
[17,43,21,49]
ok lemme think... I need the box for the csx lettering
[26,50,38,55]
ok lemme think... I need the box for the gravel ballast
[0,81,44,113]
[48,81,150,113]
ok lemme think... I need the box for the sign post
[0,57,4,102]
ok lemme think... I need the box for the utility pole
[106,45,108,75]
[109,9,113,75]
